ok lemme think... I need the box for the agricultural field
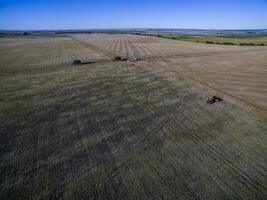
[0,37,108,70]
[154,50,267,111]
[0,34,266,199]
[148,33,267,46]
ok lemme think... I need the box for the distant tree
[73,60,82,65]
[206,41,214,44]
[239,43,256,46]
[23,32,30,36]
[114,56,127,61]
[222,42,234,45]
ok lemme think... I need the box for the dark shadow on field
[81,61,97,65]
[73,59,97,65]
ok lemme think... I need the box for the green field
[151,33,267,46]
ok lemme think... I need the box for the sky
[0,0,267,30]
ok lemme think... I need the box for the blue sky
[0,0,266,30]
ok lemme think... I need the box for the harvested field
[72,33,265,59]
[0,37,109,70]
[153,50,267,112]
[0,35,266,199]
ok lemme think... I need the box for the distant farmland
[0,33,266,199]
[141,32,267,46]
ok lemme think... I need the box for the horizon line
[1,28,267,32]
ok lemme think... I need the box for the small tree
[206,41,214,44]
[114,56,127,61]
[23,32,30,36]
[73,60,82,65]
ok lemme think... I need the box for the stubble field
[0,34,266,199]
